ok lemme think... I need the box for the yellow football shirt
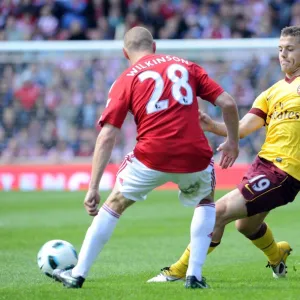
[250,76,300,181]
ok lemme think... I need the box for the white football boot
[147,267,185,283]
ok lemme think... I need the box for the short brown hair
[281,26,300,42]
[124,26,154,52]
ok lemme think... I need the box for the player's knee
[215,201,227,226]
[235,220,247,235]
[235,219,258,236]
[105,191,134,214]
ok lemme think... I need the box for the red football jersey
[99,54,224,173]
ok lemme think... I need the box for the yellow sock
[208,241,220,254]
[169,244,190,276]
[170,241,220,276]
[248,223,280,265]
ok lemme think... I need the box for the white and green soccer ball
[37,240,78,277]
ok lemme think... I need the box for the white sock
[72,204,120,278]
[186,204,216,281]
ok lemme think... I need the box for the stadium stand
[0,0,299,164]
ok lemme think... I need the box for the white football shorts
[116,152,216,207]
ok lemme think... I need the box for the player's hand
[84,189,100,216]
[217,139,239,169]
[199,110,214,132]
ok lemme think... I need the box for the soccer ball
[37,240,78,277]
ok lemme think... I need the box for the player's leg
[53,152,167,288]
[184,188,248,286]
[148,163,216,283]
[148,188,248,283]
[210,188,248,242]
[146,162,217,287]
[177,156,297,280]
[171,161,219,288]
[234,156,300,278]
[53,184,135,288]
[148,156,299,283]
[71,185,135,278]
[185,191,215,289]
[177,164,251,288]
[235,213,292,278]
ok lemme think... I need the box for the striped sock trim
[210,241,220,248]
[247,222,267,240]
[102,204,121,219]
[261,240,275,251]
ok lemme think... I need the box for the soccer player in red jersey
[52,26,239,289]
[148,26,300,283]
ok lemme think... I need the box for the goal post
[0,38,278,60]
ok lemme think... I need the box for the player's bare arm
[200,110,264,138]
[84,123,120,216]
[239,113,265,137]
[213,92,239,169]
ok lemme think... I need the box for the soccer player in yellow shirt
[148,25,300,283]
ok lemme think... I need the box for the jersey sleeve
[193,64,224,104]
[98,78,130,129]
[249,91,268,122]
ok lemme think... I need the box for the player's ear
[152,42,156,53]
[123,48,129,60]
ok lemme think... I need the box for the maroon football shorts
[238,156,300,216]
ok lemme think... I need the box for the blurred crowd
[0,0,299,41]
[0,0,293,164]
[0,52,282,164]
[0,56,132,164]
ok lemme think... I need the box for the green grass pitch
[1,190,300,300]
